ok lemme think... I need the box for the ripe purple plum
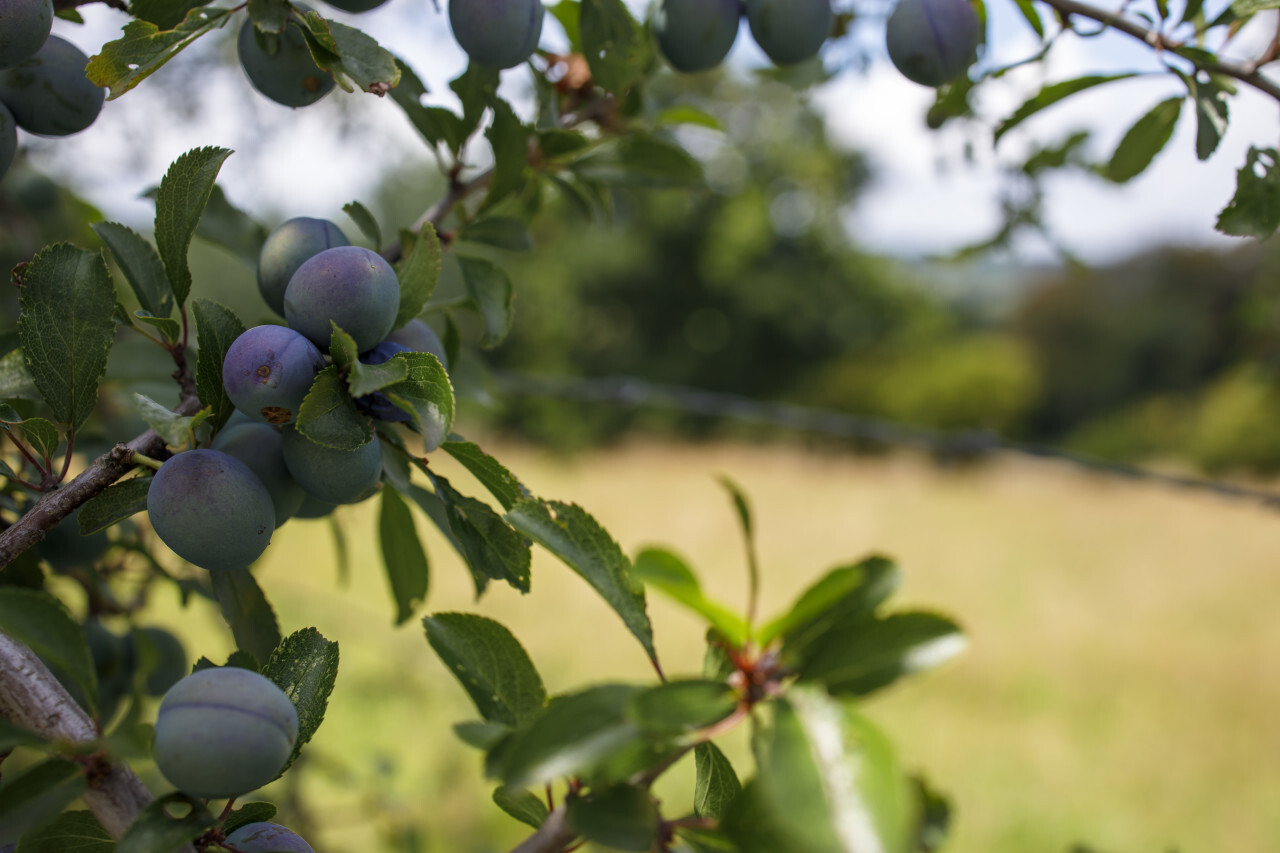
[0,36,104,136]
[654,0,741,74]
[146,449,275,571]
[222,324,326,425]
[284,245,400,352]
[223,823,315,853]
[211,421,307,525]
[0,0,53,68]
[885,0,980,87]
[743,0,831,66]
[281,425,382,505]
[448,0,544,69]
[258,217,349,316]
[237,17,335,108]
[152,668,298,799]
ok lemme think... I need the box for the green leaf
[574,134,704,188]
[394,223,443,329]
[379,487,430,625]
[566,783,658,852]
[262,627,340,772]
[492,786,548,829]
[549,0,581,51]
[296,365,375,450]
[423,612,546,726]
[0,716,47,751]
[762,556,900,651]
[456,255,514,349]
[295,11,400,94]
[381,352,454,453]
[631,548,746,647]
[488,684,646,789]
[910,775,952,853]
[78,476,152,534]
[247,0,289,32]
[154,147,234,307]
[134,393,200,446]
[795,611,966,697]
[655,105,723,130]
[191,298,247,431]
[16,243,116,431]
[694,742,741,820]
[449,62,500,142]
[994,74,1137,144]
[1191,77,1230,161]
[92,221,173,318]
[1011,0,1044,36]
[13,810,113,853]
[460,216,534,252]
[1230,0,1280,12]
[343,200,382,250]
[389,57,465,153]
[0,348,38,400]
[1105,97,1182,183]
[1217,147,1280,238]
[580,0,647,94]
[440,439,529,511]
[117,792,215,853]
[134,312,181,346]
[129,0,213,30]
[0,759,87,841]
[426,473,531,595]
[724,688,912,853]
[627,680,737,736]
[10,417,59,462]
[537,128,591,160]
[347,356,408,402]
[86,8,234,99]
[193,185,269,269]
[506,499,655,664]
[0,589,97,717]
[455,720,512,750]
[483,100,532,211]
[210,567,281,666]
[221,802,279,836]
[328,323,360,371]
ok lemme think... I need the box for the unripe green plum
[258,217,350,316]
[222,324,326,425]
[147,449,275,571]
[448,0,544,69]
[0,103,15,181]
[280,425,382,505]
[653,0,741,74]
[153,667,298,799]
[743,0,830,66]
[223,822,315,853]
[0,0,52,68]
[885,0,980,87]
[136,626,187,696]
[385,319,448,370]
[237,18,335,108]
[212,421,307,525]
[0,36,105,136]
[284,245,400,352]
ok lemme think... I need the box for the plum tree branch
[1037,0,1280,102]
[507,806,578,853]
[381,167,494,265]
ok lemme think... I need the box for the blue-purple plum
[654,0,741,73]
[355,341,412,423]
[211,422,307,525]
[152,667,298,799]
[0,36,104,136]
[237,18,335,108]
[284,246,400,352]
[223,823,315,853]
[222,325,326,425]
[322,0,387,10]
[280,426,382,505]
[146,449,275,571]
[743,0,830,66]
[385,319,448,369]
[0,0,52,68]
[257,217,349,316]
[448,0,544,69]
[885,0,980,87]
[0,103,14,180]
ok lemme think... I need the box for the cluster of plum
[0,0,105,180]
[147,217,447,572]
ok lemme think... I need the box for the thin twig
[507,806,578,853]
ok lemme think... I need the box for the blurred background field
[131,437,1280,853]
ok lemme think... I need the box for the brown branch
[1038,0,1280,103]
[507,806,578,853]
[380,167,494,265]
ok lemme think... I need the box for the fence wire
[490,371,1280,511]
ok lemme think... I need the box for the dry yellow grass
[144,438,1280,852]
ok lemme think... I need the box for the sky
[25,0,1280,266]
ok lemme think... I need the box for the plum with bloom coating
[0,0,52,68]
[654,0,741,73]
[0,36,104,136]
[224,823,315,853]
[212,421,307,525]
[284,246,400,353]
[237,17,335,108]
[281,425,382,505]
[222,324,326,425]
[449,0,544,69]
[153,668,298,799]
[743,0,831,66]
[885,0,980,87]
[258,217,349,316]
[385,319,449,369]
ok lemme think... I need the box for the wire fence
[490,371,1280,511]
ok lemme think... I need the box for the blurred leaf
[1216,147,1280,238]
[117,792,215,853]
[192,298,247,431]
[154,147,234,306]
[995,75,1136,144]
[484,100,532,211]
[0,716,47,751]
[390,58,465,152]
[795,611,966,697]
[910,775,952,852]
[210,567,281,666]
[631,548,746,646]
[221,802,279,835]
[0,589,97,717]
[86,8,233,99]
[580,0,647,94]
[567,783,658,852]
[296,365,375,450]
[92,222,173,318]
[195,185,268,268]
[247,0,288,31]
[460,216,534,252]
[1105,97,1182,183]
[457,255,515,349]
[379,487,430,625]
[1011,0,1044,36]
[0,349,38,400]
[655,105,722,130]
[574,134,703,188]
[382,352,454,453]
[537,128,591,160]
[548,0,581,51]
[455,720,512,750]
[1191,77,1230,161]
[262,627,339,773]
[427,473,531,595]
[78,476,151,534]
[343,200,382,250]
[423,612,547,726]
[450,62,500,142]
[441,439,529,511]
[296,11,400,94]
[16,243,116,432]
[0,759,87,841]
[130,0,212,30]
[492,786,548,829]
[763,556,900,652]
[394,222,442,329]
[694,742,741,820]
[627,680,737,736]
[13,810,113,853]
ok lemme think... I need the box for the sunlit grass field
[139,438,1280,852]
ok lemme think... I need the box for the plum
[0,0,52,68]
[448,0,544,70]
[258,217,349,316]
[885,0,980,87]
[223,823,315,853]
[222,324,326,426]
[0,103,15,182]
[212,421,307,525]
[146,449,275,571]
[0,36,105,136]
[355,340,412,423]
[385,318,448,370]
[237,17,335,108]
[281,425,382,505]
[284,245,400,353]
[653,0,741,74]
[152,667,298,799]
[322,0,387,10]
[743,0,830,66]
